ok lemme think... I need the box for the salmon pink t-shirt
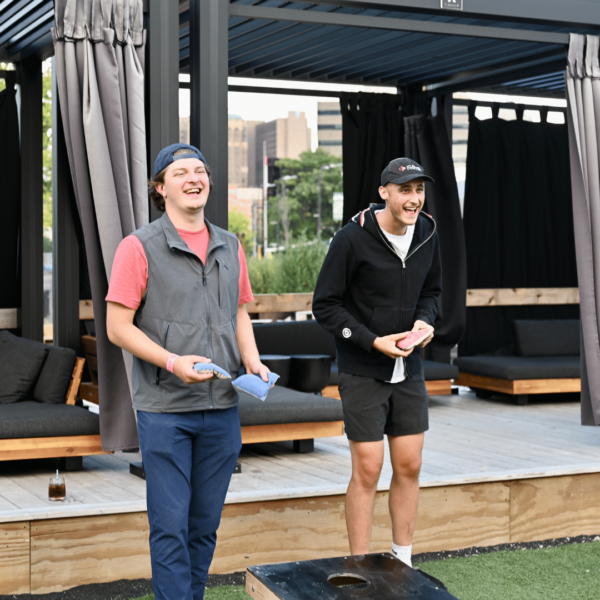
[106,226,254,310]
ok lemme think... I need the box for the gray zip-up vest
[131,212,241,413]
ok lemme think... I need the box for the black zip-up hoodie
[313,203,442,381]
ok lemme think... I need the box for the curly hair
[148,151,214,212]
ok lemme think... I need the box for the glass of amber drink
[48,470,66,501]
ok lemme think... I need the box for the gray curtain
[566,33,600,426]
[52,0,148,450]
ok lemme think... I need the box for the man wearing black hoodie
[313,158,441,568]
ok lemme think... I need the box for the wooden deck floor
[1,389,598,523]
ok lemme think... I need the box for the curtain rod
[453,98,566,113]
[179,80,397,98]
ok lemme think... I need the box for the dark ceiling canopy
[3,0,600,97]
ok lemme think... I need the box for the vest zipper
[156,323,171,385]
[204,269,214,408]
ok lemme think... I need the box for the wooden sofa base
[425,380,453,395]
[241,421,344,446]
[0,435,109,462]
[456,373,581,405]
[323,381,453,399]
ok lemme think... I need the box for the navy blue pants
[137,407,242,600]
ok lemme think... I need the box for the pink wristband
[166,353,179,373]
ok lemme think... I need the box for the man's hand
[172,355,214,384]
[373,333,415,359]
[412,320,434,348]
[245,359,272,384]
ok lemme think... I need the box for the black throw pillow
[0,331,48,404]
[32,345,77,404]
[513,319,580,357]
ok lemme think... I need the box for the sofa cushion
[423,360,459,381]
[329,362,339,386]
[238,385,343,427]
[513,319,580,357]
[0,331,48,404]
[253,320,336,359]
[0,401,100,439]
[32,344,77,404]
[454,356,580,380]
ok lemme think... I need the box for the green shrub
[247,255,278,294]
[247,240,328,294]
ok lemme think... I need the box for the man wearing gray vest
[106,143,269,600]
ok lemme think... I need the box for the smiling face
[155,157,211,217]
[378,178,425,234]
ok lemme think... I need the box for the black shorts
[338,370,429,442]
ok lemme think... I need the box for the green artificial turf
[129,541,600,600]
[131,587,250,600]
[418,542,600,600]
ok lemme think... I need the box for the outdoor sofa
[79,332,344,453]
[0,331,106,469]
[244,320,459,452]
[253,320,458,395]
[455,320,581,405]
[240,320,345,452]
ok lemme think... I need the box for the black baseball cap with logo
[380,158,435,186]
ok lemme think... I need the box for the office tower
[317,101,342,157]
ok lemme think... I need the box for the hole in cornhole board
[246,553,458,599]
[327,573,370,589]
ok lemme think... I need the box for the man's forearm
[108,318,172,370]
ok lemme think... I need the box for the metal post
[19,57,44,342]
[317,167,323,240]
[190,0,229,229]
[317,163,342,240]
[263,141,268,256]
[52,60,80,351]
[276,181,281,249]
[281,179,286,248]
[147,0,179,222]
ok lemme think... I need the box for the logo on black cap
[381,158,434,186]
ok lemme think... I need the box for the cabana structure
[2,0,600,594]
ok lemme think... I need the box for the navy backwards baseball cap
[153,143,207,178]
[381,158,434,186]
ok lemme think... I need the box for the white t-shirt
[381,225,415,384]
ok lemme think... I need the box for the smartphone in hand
[396,329,431,351]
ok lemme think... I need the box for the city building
[179,115,261,187]
[179,116,190,145]
[317,101,342,157]
[254,111,311,185]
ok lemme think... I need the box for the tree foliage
[228,208,251,240]
[271,148,343,244]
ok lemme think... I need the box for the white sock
[392,543,412,567]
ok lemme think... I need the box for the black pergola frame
[1,0,598,347]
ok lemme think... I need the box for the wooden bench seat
[0,357,110,467]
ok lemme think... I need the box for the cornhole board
[246,553,458,599]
